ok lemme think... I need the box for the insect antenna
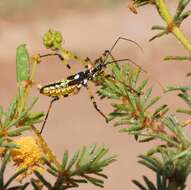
[109,37,143,54]
[100,37,145,73]
[103,37,143,63]
[105,38,165,92]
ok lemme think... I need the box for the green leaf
[149,31,167,41]
[164,55,191,61]
[97,89,119,99]
[139,155,164,173]
[144,96,160,111]
[88,144,97,155]
[177,109,191,115]
[0,151,11,188]
[143,175,157,190]
[7,183,30,190]
[47,168,57,177]
[77,146,87,166]
[0,138,5,146]
[61,150,68,170]
[156,133,179,147]
[16,44,30,83]
[0,106,3,116]
[120,125,141,133]
[131,68,142,86]
[6,97,38,129]
[8,126,31,137]
[4,168,27,189]
[180,10,191,21]
[110,63,121,81]
[66,150,80,171]
[92,155,117,168]
[4,97,18,127]
[153,104,168,118]
[1,143,19,149]
[132,179,147,190]
[31,178,41,190]
[34,171,52,189]
[157,174,164,190]
[20,182,30,190]
[42,157,58,173]
[142,87,152,105]
[174,0,190,20]
[91,147,108,165]
[166,86,191,92]
[24,112,44,125]
[135,98,144,118]
[71,179,87,184]
[152,25,166,30]
[139,136,155,143]
[83,175,104,188]
[178,93,191,107]
[137,79,148,92]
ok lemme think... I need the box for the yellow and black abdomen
[40,79,77,98]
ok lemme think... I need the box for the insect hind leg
[85,85,108,123]
[40,97,59,134]
[97,50,145,96]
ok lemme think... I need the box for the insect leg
[103,74,142,96]
[95,49,144,96]
[60,48,94,69]
[40,97,59,134]
[39,52,71,69]
[85,85,108,123]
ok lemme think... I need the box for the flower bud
[43,29,63,51]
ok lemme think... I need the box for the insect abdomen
[40,80,76,98]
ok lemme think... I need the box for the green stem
[156,0,191,54]
[18,58,38,114]
[22,59,37,107]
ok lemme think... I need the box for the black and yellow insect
[39,37,143,133]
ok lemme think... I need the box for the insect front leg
[84,57,95,69]
[40,96,59,134]
[60,48,95,69]
[39,52,71,69]
[84,85,108,123]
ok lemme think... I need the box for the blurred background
[0,0,191,189]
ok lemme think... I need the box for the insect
[38,37,144,134]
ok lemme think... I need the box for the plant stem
[30,125,61,169]
[156,0,191,54]
[22,58,37,108]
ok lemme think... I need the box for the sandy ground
[0,1,191,189]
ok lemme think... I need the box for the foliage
[0,1,191,189]
[97,0,191,189]
[0,37,115,189]
[129,0,191,59]
[32,144,116,189]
